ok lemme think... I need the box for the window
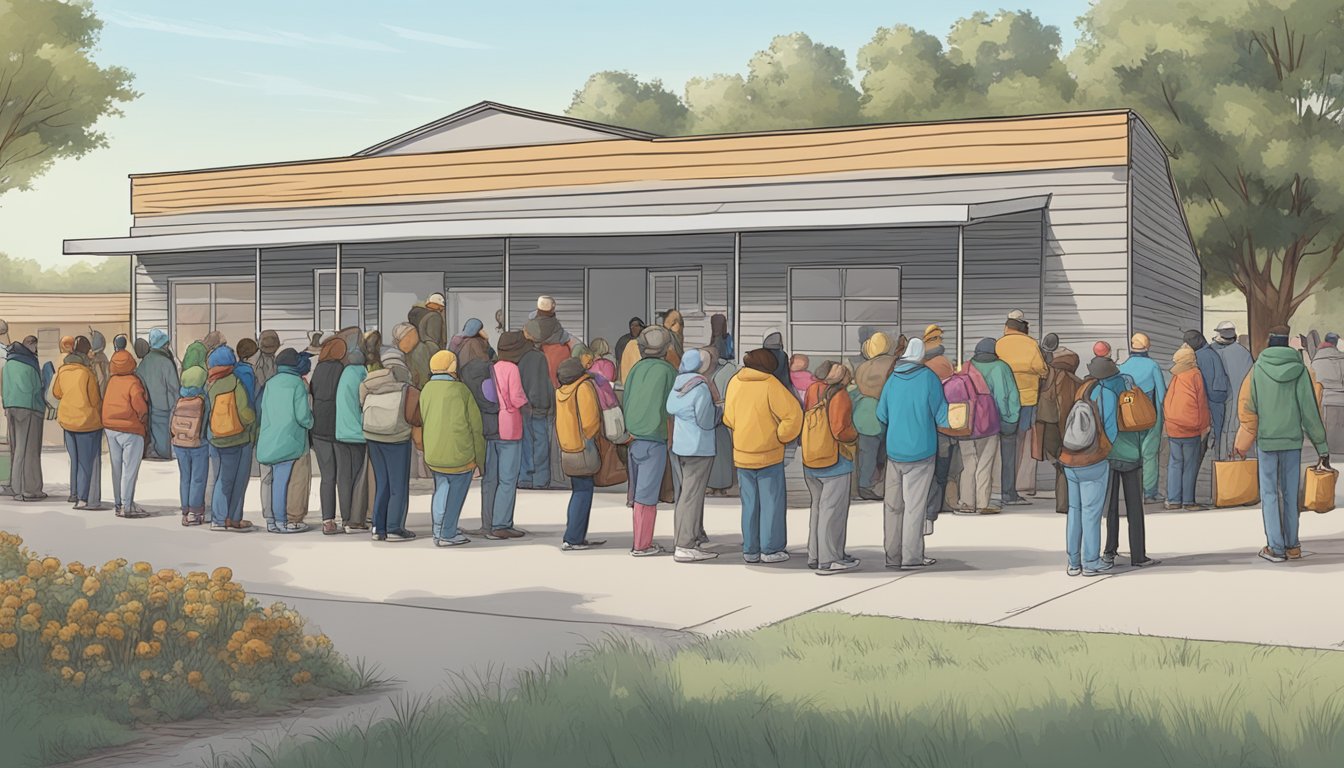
[171,279,255,360]
[315,268,364,332]
[648,269,702,321]
[788,266,901,359]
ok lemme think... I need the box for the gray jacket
[1312,346,1344,407]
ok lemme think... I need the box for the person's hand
[1317,455,1333,472]
[1230,447,1245,460]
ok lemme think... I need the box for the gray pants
[999,424,1020,502]
[6,408,44,498]
[673,455,713,549]
[106,429,144,510]
[884,457,935,567]
[960,434,1000,511]
[260,462,274,522]
[805,472,852,567]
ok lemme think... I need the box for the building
[65,101,1201,369]
[0,292,131,364]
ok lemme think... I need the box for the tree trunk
[1245,288,1294,357]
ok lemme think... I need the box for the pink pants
[632,503,657,551]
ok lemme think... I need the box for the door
[379,272,443,334]
[448,289,503,349]
[171,279,255,360]
[586,268,648,348]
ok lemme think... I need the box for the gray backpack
[1062,397,1099,452]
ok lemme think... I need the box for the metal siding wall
[134,249,256,341]
[961,211,1044,358]
[339,238,506,332]
[259,245,336,349]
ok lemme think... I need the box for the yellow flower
[25,602,42,618]
[132,562,152,575]
[50,644,70,661]
[19,614,39,632]
[211,567,233,583]
[72,671,85,687]
[185,630,200,643]
[135,641,160,659]
[83,643,105,659]
[25,561,43,579]
[184,588,200,603]
[291,671,312,685]
[152,620,167,635]
[187,670,204,687]
[230,690,251,704]
[58,624,78,643]
[81,577,101,596]
[67,598,89,621]
[1,596,19,610]
[41,557,61,573]
[0,633,17,650]
[61,666,75,681]
[139,669,154,682]
[286,650,301,663]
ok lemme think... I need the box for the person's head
[1173,344,1197,369]
[236,337,258,362]
[974,337,998,359]
[295,352,313,377]
[393,322,418,354]
[133,338,150,359]
[1215,321,1238,343]
[430,349,458,376]
[0,319,7,339]
[819,360,852,393]
[1326,333,1340,349]
[1042,333,1060,353]
[73,336,91,356]
[637,326,673,359]
[789,353,810,372]
[1006,309,1029,334]
[207,344,237,369]
[1268,325,1292,348]
[22,336,38,353]
[679,348,704,375]
[1130,333,1151,353]
[426,292,445,310]
[537,295,556,315]
[762,331,784,350]
[1088,354,1120,380]
[319,335,347,363]
[862,332,890,360]
[1093,340,1112,359]
[110,349,136,375]
[60,335,74,354]
[557,357,586,386]
[744,348,777,373]
[461,317,484,338]
[308,331,325,350]
[202,330,224,351]
[628,317,646,336]
[361,331,382,366]
[572,343,594,368]
[89,330,106,353]
[113,334,128,352]
[275,348,300,370]
[149,328,170,351]
[590,338,610,358]
[382,348,411,383]
[710,313,728,338]
[923,324,944,350]
[900,338,925,363]
[663,309,684,335]
[258,330,281,355]
[496,330,528,362]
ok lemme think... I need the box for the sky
[0,0,1092,269]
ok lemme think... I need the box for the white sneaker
[760,551,790,564]
[816,560,860,575]
[631,545,667,557]
[674,547,718,563]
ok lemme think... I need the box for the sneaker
[210,523,229,532]
[1258,547,1287,563]
[816,560,860,575]
[266,522,284,533]
[73,500,87,510]
[1286,547,1303,560]
[284,522,311,534]
[386,530,417,542]
[20,492,48,502]
[952,507,978,516]
[503,528,528,538]
[1082,562,1114,577]
[66,494,77,503]
[372,532,387,542]
[631,545,667,557]
[437,535,471,547]
[1163,502,1182,511]
[1101,553,1116,566]
[1067,566,1083,577]
[1004,498,1030,506]
[857,489,884,502]
[978,506,1002,515]
[743,554,762,564]
[123,508,150,519]
[760,551,791,564]
[226,520,255,532]
[807,560,819,569]
[343,522,370,534]
[900,558,937,570]
[673,547,719,563]
[482,529,510,540]
[322,520,341,535]
[491,528,525,539]
[1132,557,1161,568]
[84,504,106,511]
[1144,494,1164,504]
[841,554,859,565]
[1182,504,1208,512]
[561,541,590,551]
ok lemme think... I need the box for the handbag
[560,382,601,477]
[593,435,628,487]
[1212,458,1259,508]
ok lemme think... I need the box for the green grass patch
[212,612,1344,768]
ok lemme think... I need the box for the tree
[857,24,973,123]
[0,252,128,292]
[566,71,688,135]
[0,0,137,197]
[1074,0,1344,351]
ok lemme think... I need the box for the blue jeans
[209,444,249,526]
[1166,436,1201,504]
[369,440,411,535]
[1259,449,1302,555]
[176,445,209,509]
[268,459,296,525]
[431,470,473,540]
[1065,461,1110,570]
[739,463,787,556]
[520,413,552,489]
[565,475,595,545]
[482,439,522,530]
[66,429,102,502]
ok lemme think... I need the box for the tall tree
[946,10,1076,114]
[0,0,137,197]
[857,24,973,123]
[566,71,688,135]
[1074,0,1344,351]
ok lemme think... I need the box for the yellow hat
[1130,333,1151,351]
[924,324,944,346]
[862,332,891,359]
[430,349,458,375]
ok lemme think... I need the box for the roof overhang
[65,196,1049,256]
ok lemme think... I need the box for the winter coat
[855,354,898,399]
[1192,342,1230,409]
[556,375,602,456]
[666,370,720,457]
[1099,374,1142,469]
[205,371,255,449]
[1118,352,1167,429]
[256,369,314,464]
[101,351,149,435]
[492,360,528,441]
[802,382,859,470]
[1040,349,1084,427]
[407,341,437,390]
[455,335,492,371]
[848,385,883,436]
[1236,346,1329,455]
[876,362,950,463]
[623,357,678,443]
[181,342,208,374]
[790,370,817,400]
[722,367,803,469]
[970,357,1022,425]
[518,348,555,417]
[53,357,103,432]
[1214,339,1255,437]
[924,349,955,382]
[2,344,44,413]
[460,359,501,441]
[135,347,181,419]
[1311,345,1344,407]
[542,343,572,388]
[309,359,342,442]
[253,351,277,391]
[996,327,1049,407]
[420,374,486,474]
[89,351,110,395]
[335,365,368,444]
[1086,375,1122,446]
[1163,368,1210,439]
[359,369,421,444]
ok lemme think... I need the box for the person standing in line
[4,337,46,501]
[334,330,371,533]
[181,340,208,377]
[556,358,610,552]
[1118,333,1168,503]
[253,331,280,387]
[616,317,647,385]
[517,327,555,491]
[707,343,738,498]
[205,345,256,532]
[1036,345,1082,514]
[395,322,435,390]
[922,325,958,520]
[460,355,502,531]
[802,361,860,575]
[479,332,530,539]
[1163,345,1211,511]
[709,313,734,365]
[788,354,816,400]
[101,349,151,518]
[54,336,105,511]
[1102,362,1159,569]
[360,350,420,542]
[666,349,721,563]
[88,330,111,394]
[996,310,1049,504]
[1183,329,1230,466]
[851,332,898,501]
[257,348,313,534]
[173,367,209,526]
[1234,325,1330,563]
[1311,332,1344,455]
[1212,322,1255,460]
[420,351,485,547]
[622,327,679,557]
[661,309,686,370]
[1060,351,1123,576]
[310,336,346,534]
[965,338,1019,515]
[137,329,180,461]
[876,339,950,569]
[450,318,492,369]
[761,331,793,393]
[723,348,804,564]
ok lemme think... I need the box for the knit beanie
[430,350,458,375]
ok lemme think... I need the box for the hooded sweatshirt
[1311,344,1344,407]
[624,353,678,443]
[310,337,345,441]
[556,372,602,456]
[101,350,150,435]
[335,343,368,444]
[877,340,950,463]
[53,354,103,432]
[969,342,1021,426]
[722,364,803,469]
[460,359,501,441]
[996,326,1049,407]
[256,365,314,465]
[1237,346,1328,454]
[89,330,111,394]
[181,342,208,375]
[1163,349,1210,439]
[420,372,486,474]
[1184,331,1230,409]
[666,350,720,457]
[518,345,555,418]
[136,343,181,420]
[762,332,792,393]
[3,342,44,413]
[1118,349,1168,425]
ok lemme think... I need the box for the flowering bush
[0,531,359,721]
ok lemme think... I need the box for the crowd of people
[0,304,1335,576]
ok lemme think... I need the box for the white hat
[427,292,445,305]
[1007,309,1025,321]
[537,295,556,312]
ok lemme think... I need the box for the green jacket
[255,370,313,465]
[181,342,207,374]
[206,373,256,449]
[419,375,487,474]
[971,358,1022,425]
[623,357,677,442]
[336,365,367,444]
[848,386,883,436]
[1247,347,1329,454]
[2,356,45,413]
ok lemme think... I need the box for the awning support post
[956,225,965,366]
[254,248,262,335]
[334,244,343,331]
[502,238,511,331]
[732,232,742,363]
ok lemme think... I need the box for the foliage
[566,71,688,136]
[0,531,365,767]
[0,0,137,197]
[0,252,128,293]
[211,613,1344,768]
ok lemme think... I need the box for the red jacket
[1163,368,1210,439]
[101,351,150,435]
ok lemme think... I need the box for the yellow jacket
[996,328,1049,407]
[722,368,803,469]
[556,376,602,452]
[53,361,103,432]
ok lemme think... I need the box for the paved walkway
[5,450,1341,765]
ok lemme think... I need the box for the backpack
[362,385,409,438]
[940,367,1001,439]
[802,397,839,469]
[1060,381,1112,467]
[1117,377,1158,432]
[601,405,631,444]
[209,388,245,439]
[170,395,205,448]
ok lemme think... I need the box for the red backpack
[940,366,1001,439]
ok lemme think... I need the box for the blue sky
[0,0,1092,268]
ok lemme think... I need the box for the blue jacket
[1088,375,1124,445]
[1119,352,1167,426]
[876,362,950,463]
[335,365,368,444]
[1194,344,1230,406]
[666,372,720,457]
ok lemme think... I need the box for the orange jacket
[53,359,103,432]
[102,351,150,435]
[803,382,860,444]
[1163,368,1210,439]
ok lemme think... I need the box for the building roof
[0,293,130,323]
[128,107,1137,218]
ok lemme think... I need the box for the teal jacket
[971,358,1022,425]
[255,369,314,465]
[335,365,367,444]
[623,357,677,442]
[3,349,45,413]
[848,387,883,436]
[1246,347,1329,454]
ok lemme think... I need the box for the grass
[0,531,378,767]
[207,612,1344,768]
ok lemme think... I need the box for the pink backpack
[941,366,1001,439]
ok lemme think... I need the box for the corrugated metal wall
[961,211,1046,359]
[259,245,336,349]
[343,238,505,332]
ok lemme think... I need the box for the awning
[64,195,1050,256]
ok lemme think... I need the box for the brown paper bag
[1302,467,1337,514]
[1213,459,1259,508]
